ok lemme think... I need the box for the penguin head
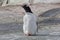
[22,4,33,13]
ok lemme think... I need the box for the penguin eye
[26,5,29,7]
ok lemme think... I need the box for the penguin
[22,4,37,36]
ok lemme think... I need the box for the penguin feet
[24,33,32,36]
[24,33,37,36]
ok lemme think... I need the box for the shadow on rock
[39,8,60,17]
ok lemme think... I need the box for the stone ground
[0,3,60,40]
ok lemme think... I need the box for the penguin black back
[22,5,33,13]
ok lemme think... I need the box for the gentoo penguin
[22,4,37,36]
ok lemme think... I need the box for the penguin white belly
[23,22,37,34]
[23,13,37,34]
